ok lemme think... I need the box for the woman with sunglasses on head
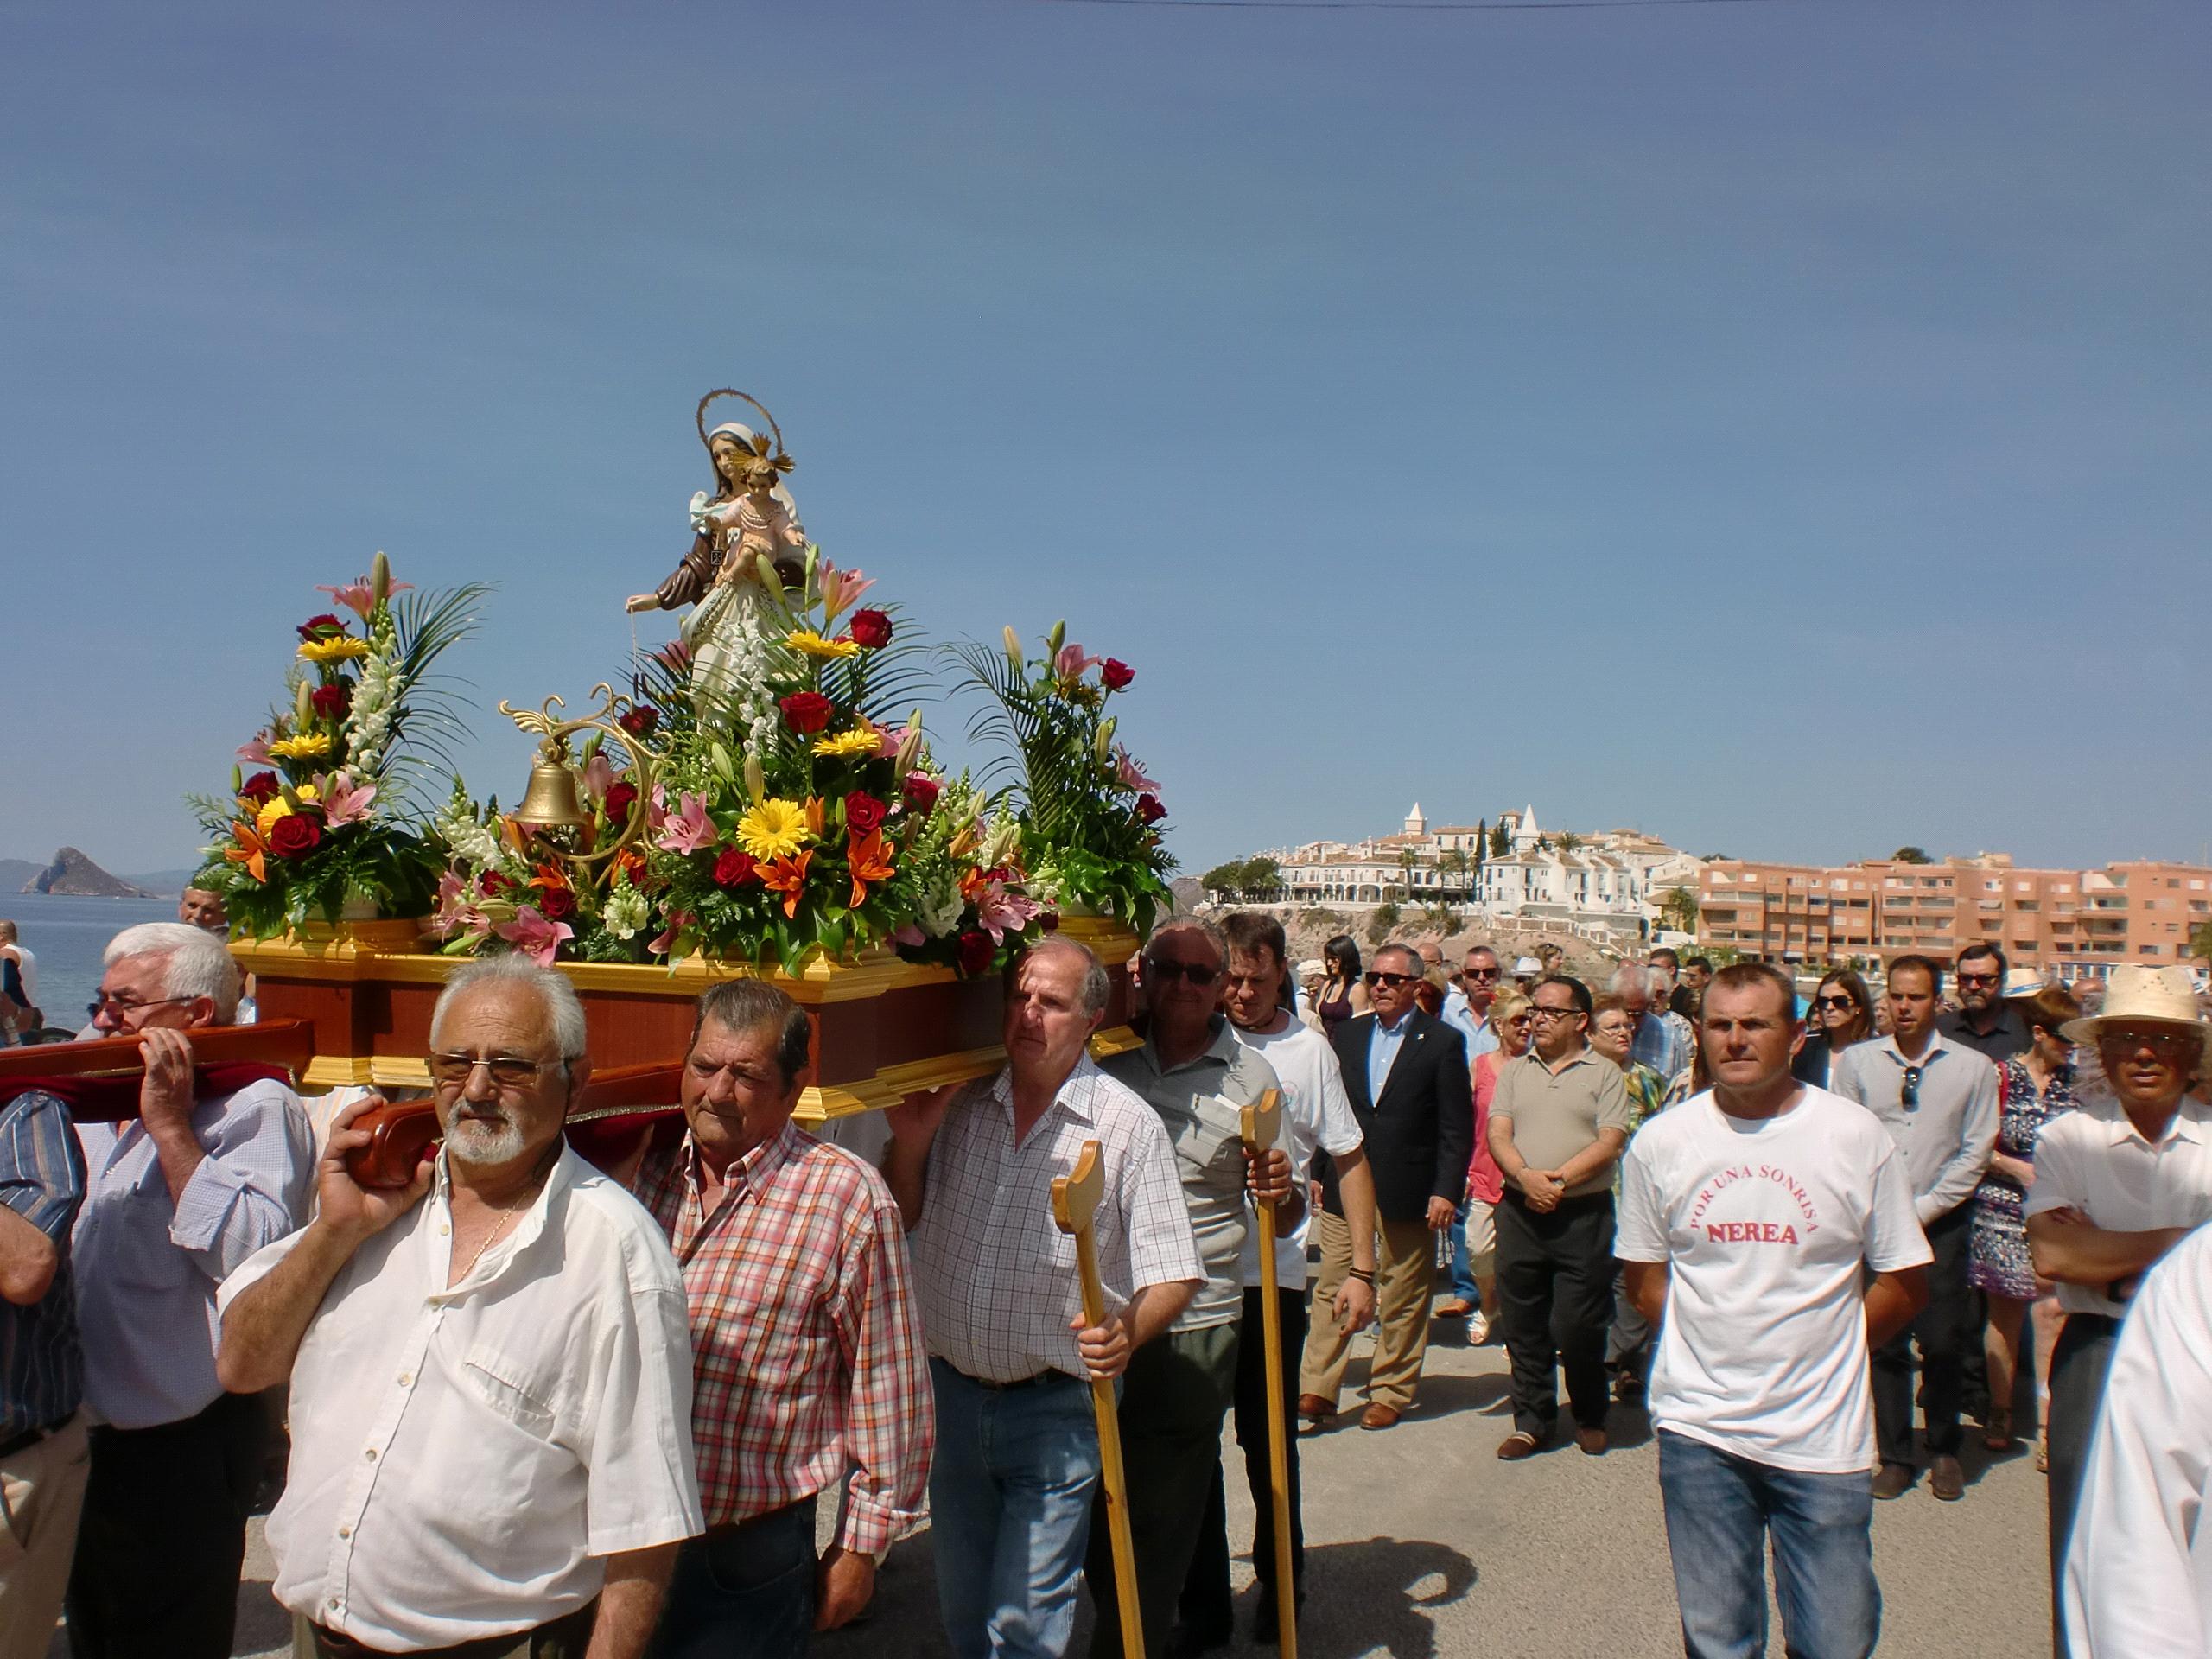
[1793,969,1875,1090]
[1313,935,1370,1038]
[1968,984,2080,1458]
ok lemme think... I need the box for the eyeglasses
[1956,973,2001,988]
[1814,995,1858,1012]
[1363,970,1415,990]
[86,994,195,1020]
[1461,968,1499,982]
[2097,1028,2201,1057]
[1530,1005,1582,1022]
[1147,960,1219,988]
[428,1052,568,1089]
[1900,1065,1923,1111]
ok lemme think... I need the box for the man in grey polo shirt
[1487,975,1633,1459]
[1832,954,1999,1503]
[1093,918,1294,1659]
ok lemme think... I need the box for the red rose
[602,781,639,823]
[957,930,995,976]
[713,849,758,888]
[536,886,576,920]
[1102,658,1135,691]
[846,609,893,650]
[617,705,660,738]
[296,613,344,640]
[901,772,940,814]
[779,691,834,734]
[481,869,514,896]
[844,791,887,836]
[268,813,322,858]
[1135,793,1167,825]
[238,771,281,805]
[310,683,350,719]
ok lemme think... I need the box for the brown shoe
[1360,1403,1402,1431]
[1871,1462,1915,1500]
[1573,1427,1608,1457]
[1296,1394,1334,1428]
[1433,1299,1473,1319]
[1496,1431,1544,1461]
[1929,1454,1965,1501]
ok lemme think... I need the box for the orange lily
[612,848,648,888]
[531,861,573,895]
[959,866,990,903]
[804,796,826,837]
[848,829,897,909]
[225,820,270,883]
[759,849,814,918]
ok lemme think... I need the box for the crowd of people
[1,898,2209,1659]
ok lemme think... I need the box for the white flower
[916,873,966,938]
[603,884,650,941]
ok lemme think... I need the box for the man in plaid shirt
[634,980,932,1659]
[884,936,1203,1659]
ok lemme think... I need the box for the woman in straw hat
[2022,963,2212,1645]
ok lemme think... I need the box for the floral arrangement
[190,556,488,933]
[949,622,1176,935]
[429,551,1052,975]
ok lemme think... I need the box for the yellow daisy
[735,797,812,861]
[268,733,334,760]
[811,728,882,760]
[298,636,371,664]
[254,783,321,835]
[785,628,861,660]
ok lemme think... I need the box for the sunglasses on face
[1901,1065,1923,1111]
[1815,995,1857,1012]
[1957,973,2001,988]
[1461,968,1499,982]
[1147,960,1219,988]
[1364,971,1416,990]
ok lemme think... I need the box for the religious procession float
[153,390,1177,1131]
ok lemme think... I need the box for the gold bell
[513,750,588,830]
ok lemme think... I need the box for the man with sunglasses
[1831,955,1999,1503]
[1435,948,1503,1323]
[63,922,313,1659]
[2025,963,2212,1650]
[1939,944,2031,1064]
[219,957,704,1659]
[1300,944,1473,1433]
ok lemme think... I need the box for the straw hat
[2000,968,2044,999]
[1295,958,1325,980]
[2060,964,2207,1046]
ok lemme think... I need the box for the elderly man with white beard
[217,957,703,1659]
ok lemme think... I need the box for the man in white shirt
[2025,963,2212,1649]
[1619,963,1930,1659]
[1437,947,1503,1322]
[2061,1221,2212,1657]
[881,936,1202,1659]
[1179,913,1376,1648]
[1829,954,1999,1503]
[216,957,704,1658]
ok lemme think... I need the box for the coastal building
[1695,854,2212,981]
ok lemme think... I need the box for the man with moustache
[217,957,703,1658]
[632,981,932,1658]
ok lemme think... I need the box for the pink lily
[495,906,573,966]
[646,909,696,958]
[651,639,693,675]
[429,872,489,939]
[890,923,925,948]
[316,575,416,620]
[237,730,272,765]
[646,781,671,830]
[580,751,615,804]
[816,559,876,625]
[1055,642,1100,682]
[975,882,1044,944]
[319,770,378,827]
[1114,745,1157,792]
[655,791,714,855]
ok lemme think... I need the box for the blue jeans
[1656,1430,1879,1659]
[927,1358,1100,1659]
[1448,1199,1482,1303]
[652,1496,817,1659]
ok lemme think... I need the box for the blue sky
[4,0,2207,880]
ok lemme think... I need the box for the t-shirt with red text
[1616,1086,1931,1474]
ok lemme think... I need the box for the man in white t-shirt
[1618,963,1930,1659]
[1178,912,1377,1649]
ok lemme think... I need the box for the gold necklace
[448,1165,552,1284]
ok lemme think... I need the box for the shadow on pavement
[1294,1535,1478,1659]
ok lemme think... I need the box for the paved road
[189,1310,2050,1658]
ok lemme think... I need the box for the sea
[4,891,179,1030]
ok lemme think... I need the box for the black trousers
[1495,1191,1616,1440]
[67,1389,268,1659]
[2046,1313,2121,1657]
[1179,1287,1309,1637]
[1872,1203,1972,1465]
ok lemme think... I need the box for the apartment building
[1696,854,2212,980]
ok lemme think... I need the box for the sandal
[1983,1408,2013,1452]
[2036,1440,2050,1474]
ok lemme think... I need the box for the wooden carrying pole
[1241,1088,1299,1659]
[1052,1139,1146,1659]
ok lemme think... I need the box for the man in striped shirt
[0,1084,87,1659]
[633,980,933,1659]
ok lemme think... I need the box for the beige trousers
[0,1414,90,1659]
[1298,1211,1436,1411]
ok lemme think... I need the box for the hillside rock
[22,848,153,899]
